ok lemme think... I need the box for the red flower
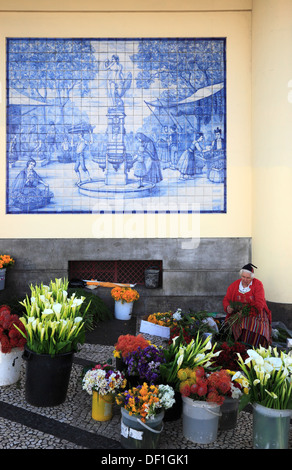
[114,334,150,358]
[207,390,224,406]
[212,341,248,371]
[179,383,191,397]
[0,305,27,354]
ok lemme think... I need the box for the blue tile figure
[10,158,54,212]
[6,38,226,214]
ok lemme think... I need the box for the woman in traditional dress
[223,263,272,347]
[135,133,163,185]
[10,158,53,212]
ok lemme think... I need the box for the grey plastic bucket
[182,396,221,444]
[0,269,6,290]
[219,397,239,430]
[144,266,160,288]
[120,408,164,449]
[253,403,292,449]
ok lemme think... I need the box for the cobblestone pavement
[0,322,291,453]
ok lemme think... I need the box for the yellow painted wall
[252,0,292,303]
[0,1,252,239]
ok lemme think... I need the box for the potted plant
[111,286,139,320]
[15,278,88,407]
[0,255,15,290]
[0,304,26,385]
[237,345,292,449]
[82,362,127,421]
[115,382,175,449]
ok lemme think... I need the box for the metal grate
[68,260,162,286]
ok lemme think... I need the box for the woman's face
[241,272,252,287]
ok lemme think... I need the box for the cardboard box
[139,318,170,339]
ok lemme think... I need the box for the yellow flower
[177,369,188,381]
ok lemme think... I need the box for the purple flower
[124,345,165,383]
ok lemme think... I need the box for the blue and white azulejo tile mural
[6,38,226,214]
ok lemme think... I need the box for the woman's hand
[226,305,234,314]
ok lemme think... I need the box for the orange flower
[111,286,139,303]
[146,311,175,327]
[113,334,150,358]
[0,255,15,269]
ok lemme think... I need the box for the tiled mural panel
[6,38,226,214]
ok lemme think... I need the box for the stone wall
[0,237,251,316]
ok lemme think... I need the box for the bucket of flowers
[15,278,88,407]
[82,362,127,421]
[159,332,221,422]
[115,382,175,449]
[237,345,292,449]
[0,255,15,290]
[0,304,27,386]
[178,366,246,443]
[111,286,140,320]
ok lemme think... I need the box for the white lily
[245,349,264,366]
[52,303,62,314]
[74,316,83,323]
[42,308,54,316]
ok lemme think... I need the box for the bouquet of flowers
[115,382,175,422]
[0,305,27,353]
[111,286,139,304]
[223,301,252,340]
[113,334,150,359]
[82,363,127,396]
[212,341,248,371]
[0,255,15,270]
[160,332,220,390]
[15,278,87,355]
[123,344,166,384]
[178,367,247,405]
[237,345,292,410]
[147,309,181,327]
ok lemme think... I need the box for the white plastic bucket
[0,347,23,386]
[114,300,133,320]
[182,396,221,444]
[120,408,164,449]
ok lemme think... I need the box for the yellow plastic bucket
[92,391,114,421]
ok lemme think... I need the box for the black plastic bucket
[23,347,74,407]
[144,266,160,288]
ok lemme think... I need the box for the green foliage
[68,288,113,330]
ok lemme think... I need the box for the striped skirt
[232,310,271,348]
